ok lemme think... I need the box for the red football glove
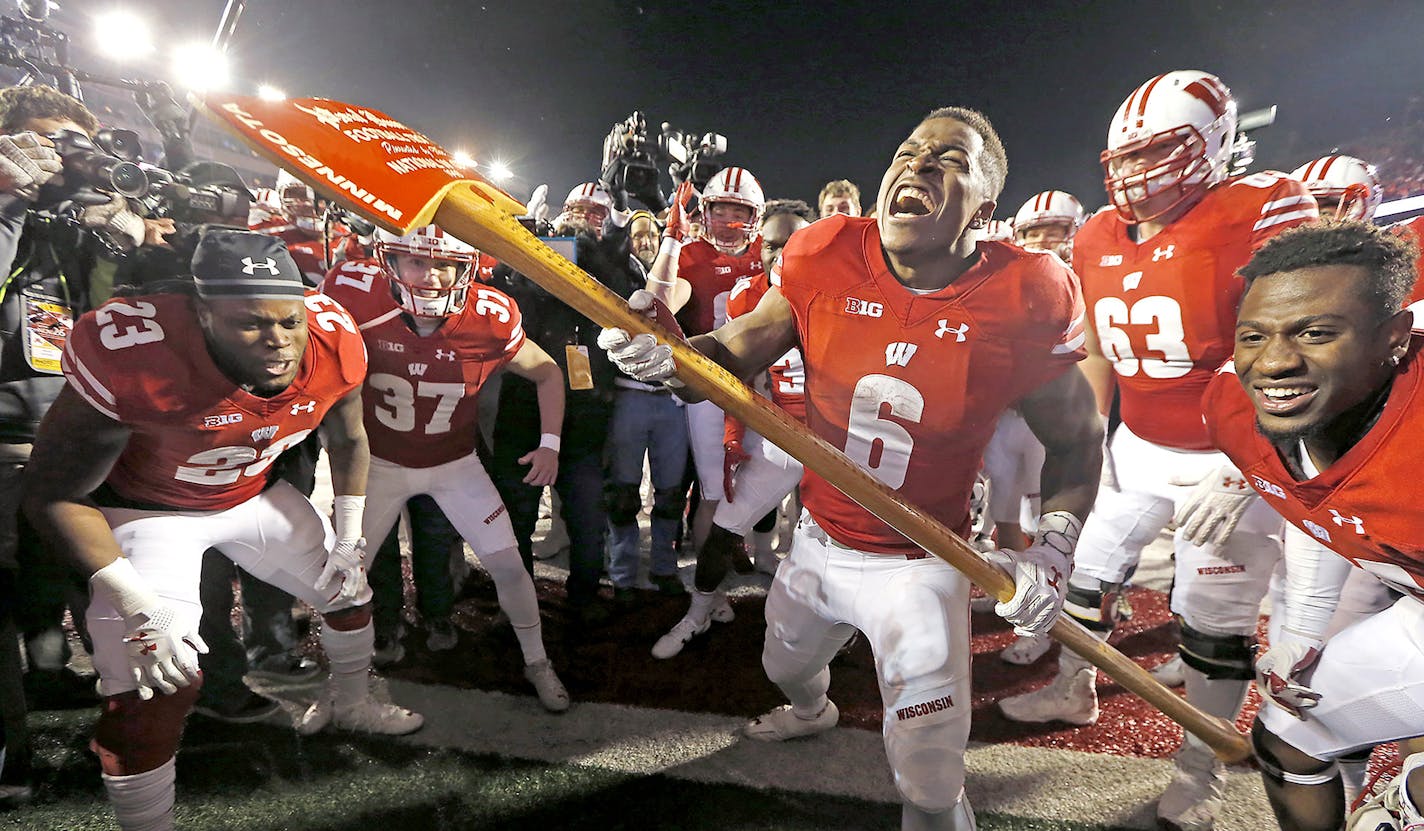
[664,180,699,244]
[723,439,751,502]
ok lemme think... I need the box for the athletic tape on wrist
[90,558,160,621]
[333,495,365,546]
[539,433,561,452]
[658,237,683,260]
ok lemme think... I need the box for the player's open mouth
[1253,384,1317,416]
[889,184,935,218]
[264,359,294,377]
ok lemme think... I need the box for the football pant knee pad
[886,713,970,815]
[649,487,686,522]
[1251,719,1339,786]
[1062,576,1122,635]
[1178,620,1254,681]
[604,482,642,526]
[91,685,202,776]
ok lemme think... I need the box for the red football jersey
[1392,215,1424,308]
[780,216,1085,554]
[1076,172,1316,450]
[320,259,524,468]
[726,271,806,420]
[61,292,366,511]
[251,217,367,285]
[1204,341,1424,602]
[675,238,763,336]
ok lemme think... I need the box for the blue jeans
[606,387,689,587]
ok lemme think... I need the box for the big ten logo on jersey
[331,260,383,293]
[1093,295,1192,379]
[175,429,312,486]
[1250,474,1287,499]
[844,297,884,318]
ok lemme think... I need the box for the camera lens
[107,162,149,198]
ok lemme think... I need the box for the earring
[1389,354,1402,367]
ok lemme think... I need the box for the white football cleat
[743,700,839,741]
[1157,741,1226,831]
[710,593,735,623]
[523,659,570,713]
[998,667,1099,726]
[1151,654,1187,688]
[651,613,711,660]
[297,685,424,737]
[1000,633,1052,665]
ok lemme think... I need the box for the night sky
[62,0,1424,216]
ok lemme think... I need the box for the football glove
[1171,464,1257,548]
[1254,628,1323,719]
[597,290,678,384]
[992,511,1082,637]
[90,558,207,700]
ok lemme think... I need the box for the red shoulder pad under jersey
[778,217,1084,554]
[61,292,364,511]
[1391,216,1424,309]
[337,272,525,468]
[1074,172,1316,451]
[675,238,763,336]
[1204,340,1424,601]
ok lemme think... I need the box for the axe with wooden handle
[196,92,1251,763]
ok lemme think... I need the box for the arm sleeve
[1278,522,1353,640]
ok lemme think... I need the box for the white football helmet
[1102,70,1237,223]
[1290,155,1382,222]
[1013,190,1085,260]
[700,166,764,252]
[980,219,1015,242]
[248,186,281,227]
[375,224,479,318]
[275,169,319,232]
[556,181,615,238]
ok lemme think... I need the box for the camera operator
[0,83,174,802]
[490,182,643,623]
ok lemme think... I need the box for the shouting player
[22,230,420,831]
[998,70,1318,831]
[651,198,815,660]
[601,106,1102,831]
[1200,221,1423,831]
[321,225,570,713]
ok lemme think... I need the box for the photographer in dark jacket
[490,183,643,624]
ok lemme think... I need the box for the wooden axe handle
[433,186,1250,763]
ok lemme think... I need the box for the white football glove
[1171,464,1257,547]
[1254,628,1323,719]
[991,511,1082,637]
[597,290,677,384]
[0,131,60,200]
[90,558,207,700]
[317,495,368,603]
[80,192,146,251]
[525,183,549,224]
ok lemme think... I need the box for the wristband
[539,433,561,452]
[648,275,678,287]
[333,494,365,545]
[658,236,683,260]
[90,557,160,621]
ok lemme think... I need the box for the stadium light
[452,151,476,168]
[171,42,231,92]
[487,160,513,183]
[257,84,286,102]
[92,9,155,60]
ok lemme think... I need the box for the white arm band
[539,433,561,452]
[658,237,683,261]
[1280,523,1352,640]
[90,557,159,621]
[333,495,365,546]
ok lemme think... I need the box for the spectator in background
[627,210,660,270]
[368,494,464,663]
[817,178,862,218]
[493,183,643,622]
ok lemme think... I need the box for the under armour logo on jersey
[290,400,317,415]
[1329,509,1365,535]
[436,349,457,361]
[1302,519,1332,543]
[1152,245,1175,262]
[885,342,918,367]
[251,425,279,442]
[241,256,280,275]
[1122,271,1144,291]
[935,320,970,342]
[408,362,428,377]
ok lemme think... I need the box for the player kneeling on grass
[22,230,422,831]
[602,106,1103,831]
[1199,221,1424,831]
[320,225,570,713]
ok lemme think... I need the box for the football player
[1290,155,1382,223]
[554,182,615,241]
[21,230,421,831]
[998,70,1318,831]
[250,169,367,285]
[644,167,765,566]
[1200,221,1423,831]
[1012,190,1086,263]
[651,198,815,660]
[320,225,570,713]
[601,106,1102,831]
